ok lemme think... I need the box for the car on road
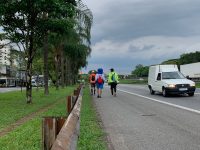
[148,64,196,97]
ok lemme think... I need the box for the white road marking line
[118,89,200,115]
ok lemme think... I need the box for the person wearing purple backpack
[95,68,105,98]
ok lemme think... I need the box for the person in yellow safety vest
[108,68,119,96]
[89,70,96,95]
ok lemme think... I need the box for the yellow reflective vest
[108,72,119,83]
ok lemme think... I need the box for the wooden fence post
[67,96,72,114]
[42,117,56,150]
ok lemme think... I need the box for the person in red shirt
[89,70,96,95]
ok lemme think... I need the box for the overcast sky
[81,0,200,74]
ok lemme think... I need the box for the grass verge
[0,98,69,150]
[196,82,200,88]
[78,87,108,150]
[0,87,74,130]
[0,86,75,150]
[120,79,147,84]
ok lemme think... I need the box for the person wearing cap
[89,70,96,95]
[108,68,119,96]
[95,68,105,98]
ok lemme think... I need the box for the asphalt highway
[93,84,200,150]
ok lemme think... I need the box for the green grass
[196,82,200,88]
[0,86,108,150]
[78,87,108,150]
[120,79,147,84]
[0,86,75,150]
[0,87,74,130]
[0,98,69,150]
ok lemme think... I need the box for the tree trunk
[64,59,67,86]
[66,58,71,85]
[26,55,32,104]
[43,33,49,95]
[55,55,60,90]
[26,30,35,104]
[61,50,65,88]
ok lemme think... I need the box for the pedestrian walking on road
[108,68,119,96]
[89,70,96,95]
[95,68,105,98]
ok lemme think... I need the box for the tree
[0,0,92,101]
[42,0,77,93]
[0,0,76,103]
[161,59,179,65]
[179,51,200,65]
[132,64,149,77]
[46,0,93,88]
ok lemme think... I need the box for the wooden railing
[42,85,83,150]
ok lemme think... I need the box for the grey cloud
[82,0,200,73]
[128,45,155,53]
[87,56,166,74]
[92,0,200,43]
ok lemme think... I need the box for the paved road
[93,84,200,150]
[0,87,25,93]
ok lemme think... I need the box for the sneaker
[114,93,116,97]
[97,95,100,98]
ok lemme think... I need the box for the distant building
[0,40,27,86]
[0,40,11,66]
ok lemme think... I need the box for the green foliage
[179,51,200,65]
[88,70,97,74]
[161,59,179,65]
[44,2,93,86]
[78,88,108,150]
[0,0,78,102]
[196,82,200,88]
[120,79,147,84]
[161,51,200,66]
[132,64,149,77]
[32,55,43,75]
[0,0,93,101]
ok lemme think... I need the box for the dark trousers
[110,82,117,95]
[90,83,96,94]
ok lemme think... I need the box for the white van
[148,65,196,97]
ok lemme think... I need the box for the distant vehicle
[148,65,196,97]
[32,75,44,86]
[0,77,16,87]
[31,79,37,87]
[180,62,200,80]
